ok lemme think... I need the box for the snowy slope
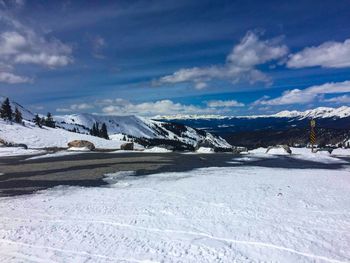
[54,113,231,148]
[0,120,123,149]
[0,152,349,262]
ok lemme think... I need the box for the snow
[157,106,350,120]
[0,153,349,262]
[143,146,172,153]
[196,147,215,153]
[266,147,290,155]
[0,120,124,150]
[25,151,85,160]
[67,147,92,152]
[332,148,350,156]
[0,147,45,157]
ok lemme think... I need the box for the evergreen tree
[45,112,55,128]
[33,114,42,127]
[0,98,13,121]
[90,122,100,136]
[14,107,23,123]
[95,122,99,136]
[100,123,109,139]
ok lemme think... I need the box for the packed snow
[0,151,349,262]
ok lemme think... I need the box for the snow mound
[143,147,172,153]
[67,147,92,152]
[196,147,215,153]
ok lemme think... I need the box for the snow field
[0,153,349,262]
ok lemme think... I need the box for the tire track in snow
[0,239,157,263]
[1,216,346,263]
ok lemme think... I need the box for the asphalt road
[0,152,348,197]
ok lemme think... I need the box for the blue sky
[1,0,350,116]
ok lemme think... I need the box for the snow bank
[143,146,172,153]
[67,147,92,152]
[266,147,290,155]
[0,164,349,262]
[332,148,350,156]
[196,147,214,153]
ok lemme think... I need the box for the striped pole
[310,119,316,153]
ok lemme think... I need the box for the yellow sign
[310,119,316,127]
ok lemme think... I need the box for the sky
[1,0,350,116]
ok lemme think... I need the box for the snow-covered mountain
[272,106,350,119]
[54,113,231,149]
[0,97,231,150]
[157,106,350,120]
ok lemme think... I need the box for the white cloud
[158,31,288,88]
[323,95,350,104]
[0,71,31,83]
[287,39,350,68]
[57,98,233,116]
[101,99,218,116]
[253,80,350,105]
[206,100,244,107]
[56,103,93,112]
[0,11,73,83]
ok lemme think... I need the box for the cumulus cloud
[0,71,31,83]
[158,31,288,89]
[0,9,73,84]
[253,80,350,105]
[206,100,244,107]
[287,39,350,68]
[101,99,218,116]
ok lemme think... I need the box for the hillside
[0,97,231,151]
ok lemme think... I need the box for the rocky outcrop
[120,142,134,151]
[67,140,95,150]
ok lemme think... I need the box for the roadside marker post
[310,119,316,153]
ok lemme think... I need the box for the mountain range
[157,106,350,148]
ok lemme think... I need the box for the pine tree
[14,107,22,123]
[95,122,99,136]
[45,112,55,128]
[0,98,13,121]
[33,114,42,127]
[100,123,109,139]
